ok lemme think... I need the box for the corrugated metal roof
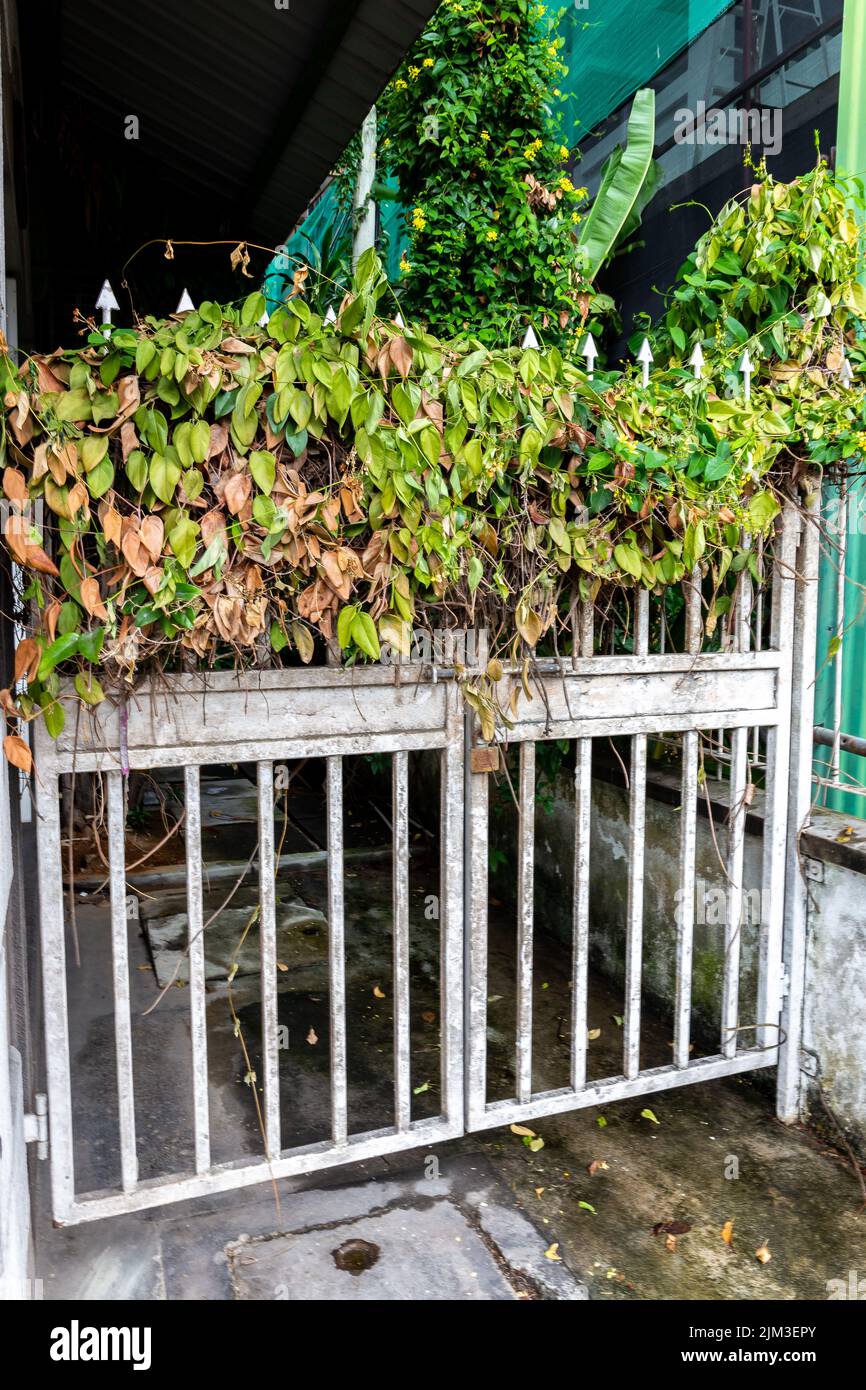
[18,0,437,340]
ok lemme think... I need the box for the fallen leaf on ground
[587,1159,609,1176]
[652,1219,692,1237]
[276,961,288,972]
[544,1243,561,1262]
[578,1201,596,1214]
[835,825,854,843]
[524,1136,545,1152]
[534,1187,545,1197]
[510,1123,536,1137]
[721,1220,735,1246]
[372,984,386,998]
[306,1027,318,1045]
[665,1234,678,1253]
[640,1108,660,1125]
[755,1242,772,1264]
[413,1081,430,1095]
[587,1027,601,1041]
[421,1010,436,1024]
[596,1115,607,1128]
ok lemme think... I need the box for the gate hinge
[23,1093,48,1160]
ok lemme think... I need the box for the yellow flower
[574,186,588,199]
[400,254,412,272]
[491,209,500,220]
[486,229,498,241]
[383,137,391,147]
[408,65,420,79]
[423,57,434,67]
[559,145,569,160]
[560,175,575,192]
[481,130,491,142]
[553,87,561,97]
[395,78,407,90]
[571,211,582,224]
[548,45,557,56]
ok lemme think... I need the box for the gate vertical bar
[256,761,280,1159]
[34,759,75,1221]
[516,741,535,1103]
[326,756,348,1145]
[757,502,800,1048]
[465,720,489,1128]
[721,728,748,1057]
[184,765,210,1172]
[106,771,138,1192]
[571,599,594,1091]
[777,494,820,1120]
[674,570,701,1069]
[392,751,411,1132]
[624,590,649,1080]
[441,657,465,1132]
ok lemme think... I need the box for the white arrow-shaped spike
[738,347,753,402]
[176,288,195,313]
[393,310,405,329]
[689,342,705,379]
[581,331,598,380]
[521,324,540,350]
[840,356,854,388]
[96,279,120,325]
[637,336,653,388]
[258,308,270,327]
[324,304,337,324]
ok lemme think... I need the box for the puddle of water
[332,1238,381,1276]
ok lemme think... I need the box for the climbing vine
[377,0,590,345]
[0,161,864,760]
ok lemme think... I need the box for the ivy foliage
[0,163,864,748]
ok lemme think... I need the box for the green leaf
[77,627,106,663]
[577,88,656,282]
[337,604,357,651]
[351,611,380,660]
[249,450,276,495]
[169,516,199,568]
[150,452,181,504]
[38,633,79,679]
[86,456,114,499]
[74,672,105,706]
[747,490,781,531]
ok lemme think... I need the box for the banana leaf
[578,88,656,282]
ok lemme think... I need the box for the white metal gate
[32,502,817,1226]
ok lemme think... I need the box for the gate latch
[23,1093,48,1160]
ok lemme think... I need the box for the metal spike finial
[581,331,598,380]
[839,356,854,389]
[176,288,195,313]
[393,310,405,329]
[738,347,753,402]
[324,305,337,324]
[636,336,653,388]
[521,324,540,350]
[258,308,270,328]
[95,279,120,325]
[689,342,705,379]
